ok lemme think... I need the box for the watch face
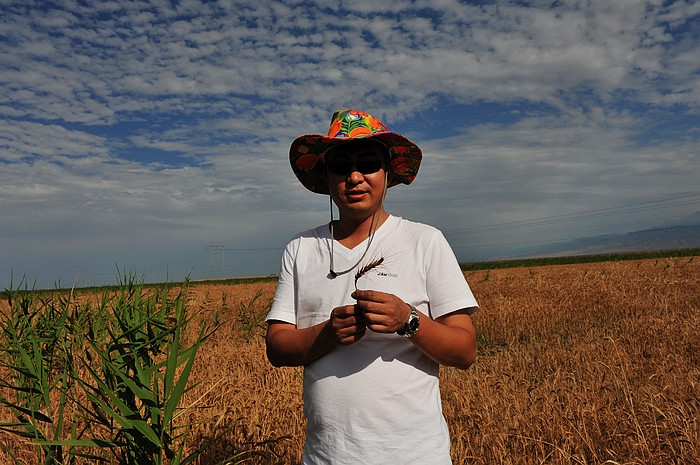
[399,306,420,337]
[408,316,420,332]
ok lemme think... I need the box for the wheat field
[2,256,699,464]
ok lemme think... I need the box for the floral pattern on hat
[290,109,422,195]
[327,109,388,138]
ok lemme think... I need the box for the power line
[444,193,700,235]
[223,246,283,251]
[206,242,227,278]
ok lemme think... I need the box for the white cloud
[0,120,111,162]
[2,0,700,286]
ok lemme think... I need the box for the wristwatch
[397,304,420,338]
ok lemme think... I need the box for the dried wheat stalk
[354,257,384,290]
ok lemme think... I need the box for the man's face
[325,141,389,219]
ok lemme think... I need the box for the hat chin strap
[328,171,389,278]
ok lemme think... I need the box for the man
[266,109,478,464]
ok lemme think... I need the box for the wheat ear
[354,257,384,290]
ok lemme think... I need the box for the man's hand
[351,289,411,333]
[330,304,367,344]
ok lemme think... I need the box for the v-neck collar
[328,215,396,256]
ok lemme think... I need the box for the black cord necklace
[327,171,388,278]
[328,210,380,277]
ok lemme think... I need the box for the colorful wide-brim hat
[290,109,422,195]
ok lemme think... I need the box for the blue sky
[2,0,700,288]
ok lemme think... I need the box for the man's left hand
[351,289,411,333]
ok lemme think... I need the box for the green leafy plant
[0,274,235,464]
[0,278,83,464]
[72,279,213,464]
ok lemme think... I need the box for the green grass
[459,248,700,271]
[2,275,280,297]
[5,249,699,295]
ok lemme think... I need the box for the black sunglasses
[326,159,383,176]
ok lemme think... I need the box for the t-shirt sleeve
[424,229,479,319]
[266,238,298,325]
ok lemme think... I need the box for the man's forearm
[409,310,477,369]
[266,320,339,367]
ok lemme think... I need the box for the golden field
[2,255,699,464]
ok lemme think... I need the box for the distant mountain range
[523,211,700,258]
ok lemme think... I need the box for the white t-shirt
[267,215,478,465]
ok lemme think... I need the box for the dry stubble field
[2,256,699,464]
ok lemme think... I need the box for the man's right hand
[330,304,366,345]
